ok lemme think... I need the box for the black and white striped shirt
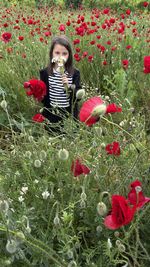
[48,68,73,108]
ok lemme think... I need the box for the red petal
[32,113,45,122]
[130,180,142,188]
[79,96,103,126]
[71,159,83,177]
[26,90,33,96]
[106,103,122,114]
[81,164,90,175]
[104,215,121,230]
[24,82,30,88]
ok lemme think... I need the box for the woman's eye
[55,51,60,54]
[63,52,67,55]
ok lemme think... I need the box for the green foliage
[0,3,150,267]
[64,0,83,9]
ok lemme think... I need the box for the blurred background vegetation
[2,0,150,10]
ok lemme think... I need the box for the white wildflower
[34,179,39,184]
[42,190,50,200]
[20,186,28,195]
[18,196,24,203]
[107,238,112,249]
[119,121,125,127]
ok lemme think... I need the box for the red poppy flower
[128,180,150,208]
[28,19,34,25]
[143,2,149,7]
[143,56,150,74]
[74,53,81,62]
[103,60,107,65]
[88,55,94,62]
[96,35,101,39]
[44,31,51,37]
[18,36,24,41]
[73,39,80,45]
[1,32,12,43]
[104,195,136,230]
[126,9,131,15]
[71,158,90,177]
[32,113,46,123]
[126,45,132,50]
[122,59,129,69]
[82,51,88,57]
[79,97,122,126]
[66,20,71,26]
[75,47,81,53]
[105,141,121,156]
[109,18,115,24]
[3,23,9,28]
[103,8,109,14]
[59,24,66,31]
[90,40,95,45]
[24,79,47,102]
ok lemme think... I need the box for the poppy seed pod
[92,104,107,116]
[76,89,85,99]
[34,159,41,168]
[58,148,69,160]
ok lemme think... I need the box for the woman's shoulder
[73,68,80,76]
[39,67,48,75]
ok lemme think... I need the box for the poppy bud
[135,186,142,193]
[58,148,69,160]
[0,100,7,109]
[118,244,126,252]
[39,150,47,160]
[97,202,107,216]
[76,89,85,99]
[6,240,17,254]
[53,215,60,226]
[0,200,9,213]
[92,104,107,116]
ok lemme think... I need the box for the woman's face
[52,44,69,62]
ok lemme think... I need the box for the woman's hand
[62,74,69,87]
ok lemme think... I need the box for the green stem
[101,116,146,149]
[0,226,67,267]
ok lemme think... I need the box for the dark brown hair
[47,35,75,76]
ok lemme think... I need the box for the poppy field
[0,2,150,267]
